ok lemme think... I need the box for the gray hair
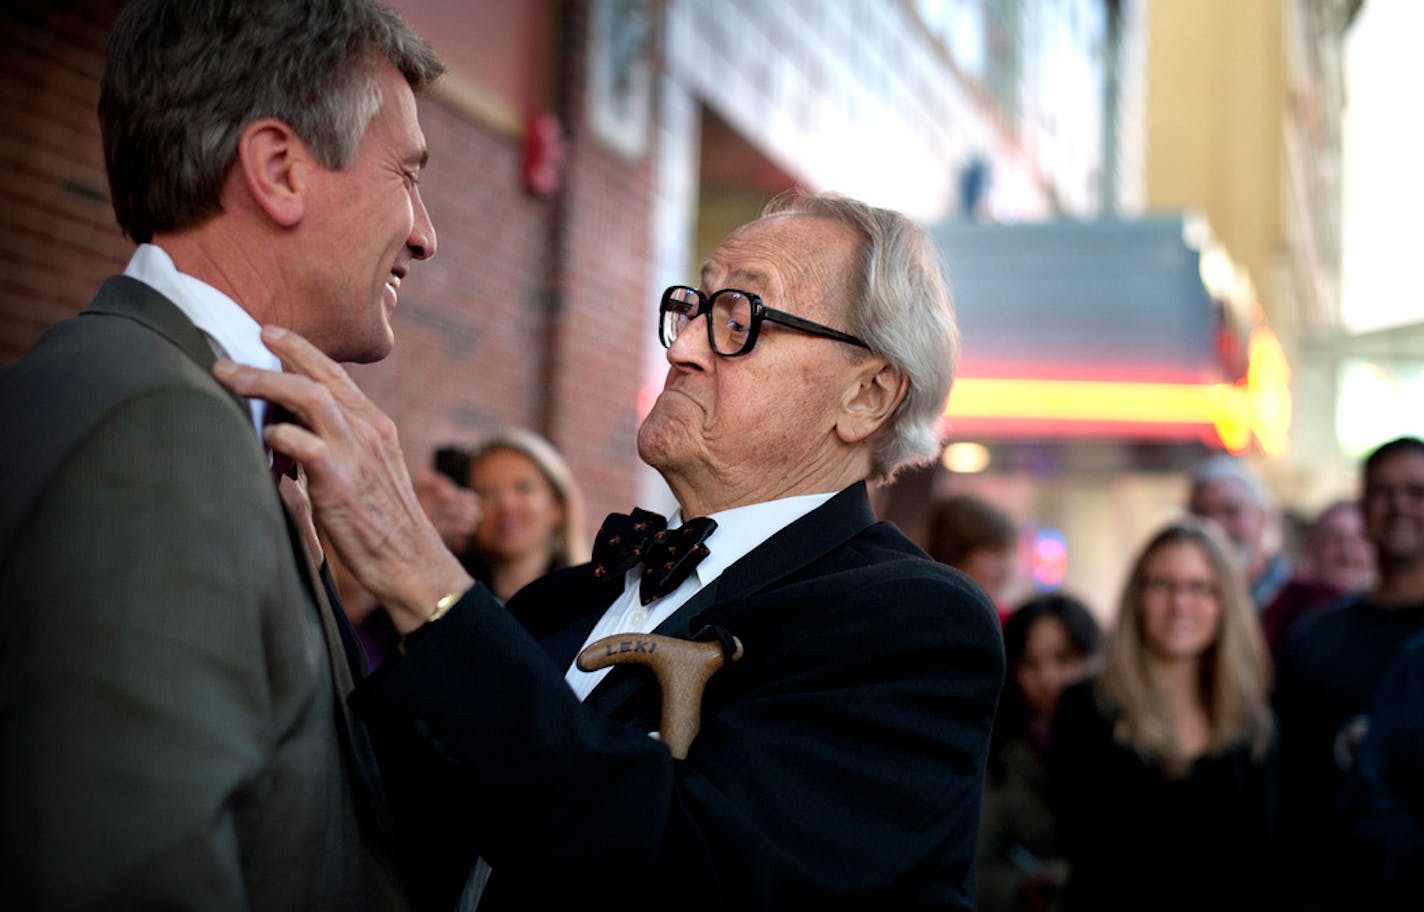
[100,0,445,243]
[761,191,958,481]
[1189,454,1269,508]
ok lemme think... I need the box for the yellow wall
[1146,0,1287,319]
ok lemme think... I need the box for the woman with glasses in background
[1048,516,1277,912]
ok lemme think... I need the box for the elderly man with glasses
[216,190,1004,911]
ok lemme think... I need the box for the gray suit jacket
[0,276,409,910]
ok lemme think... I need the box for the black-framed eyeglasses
[659,285,871,357]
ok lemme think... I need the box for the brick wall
[1,1,132,364]
[0,0,654,540]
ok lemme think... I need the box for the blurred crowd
[957,437,1424,912]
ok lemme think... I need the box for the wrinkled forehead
[700,214,860,316]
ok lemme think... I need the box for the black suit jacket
[0,276,408,909]
[357,483,1004,910]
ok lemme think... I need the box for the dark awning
[929,215,1290,454]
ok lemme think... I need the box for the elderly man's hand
[213,326,473,633]
[414,469,481,557]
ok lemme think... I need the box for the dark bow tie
[591,508,718,606]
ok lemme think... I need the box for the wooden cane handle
[577,633,744,759]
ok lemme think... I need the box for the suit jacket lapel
[583,483,878,718]
[662,482,876,637]
[90,275,216,361]
[88,275,255,417]
[278,508,396,836]
[510,562,630,671]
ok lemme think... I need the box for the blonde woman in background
[1048,516,1277,912]
[369,428,588,662]
[463,429,589,603]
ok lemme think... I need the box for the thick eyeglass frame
[659,285,871,357]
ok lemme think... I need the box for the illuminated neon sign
[943,326,1291,456]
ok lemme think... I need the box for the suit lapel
[540,610,606,674]
[660,482,876,637]
[511,564,629,670]
[583,483,878,718]
[90,276,217,362]
[277,508,396,835]
[87,275,255,418]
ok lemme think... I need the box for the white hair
[762,191,958,481]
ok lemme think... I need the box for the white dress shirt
[564,490,837,701]
[123,243,280,436]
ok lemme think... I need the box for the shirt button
[627,608,647,627]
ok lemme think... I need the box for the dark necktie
[591,508,718,605]
[264,402,298,481]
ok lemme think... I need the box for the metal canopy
[931,215,1225,383]
[927,215,1294,454]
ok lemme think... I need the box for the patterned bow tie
[591,508,718,606]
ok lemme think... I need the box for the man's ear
[234,118,310,228]
[836,357,909,444]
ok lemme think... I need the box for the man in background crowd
[1187,453,1292,611]
[1262,498,1374,656]
[1274,436,1424,912]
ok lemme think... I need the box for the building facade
[1144,0,1361,509]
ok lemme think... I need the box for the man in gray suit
[0,1,443,908]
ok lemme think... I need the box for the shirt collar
[123,243,281,434]
[670,490,838,590]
